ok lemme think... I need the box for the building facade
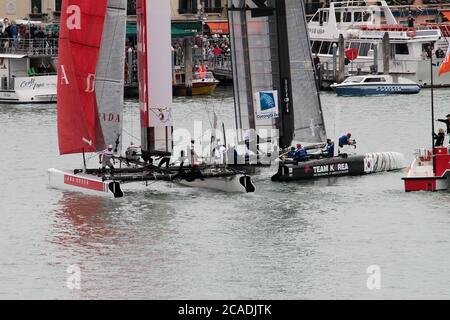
[0,0,62,22]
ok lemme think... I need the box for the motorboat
[330,75,421,96]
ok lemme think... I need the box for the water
[1,87,450,299]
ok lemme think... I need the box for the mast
[136,0,173,161]
[275,0,294,148]
[430,41,436,174]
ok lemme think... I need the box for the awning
[442,11,450,22]
[126,22,203,38]
[0,54,27,59]
[126,23,137,36]
[171,21,203,37]
[206,22,229,35]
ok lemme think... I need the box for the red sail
[57,0,108,155]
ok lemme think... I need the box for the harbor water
[1,86,450,299]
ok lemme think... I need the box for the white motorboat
[331,74,421,96]
[0,39,57,103]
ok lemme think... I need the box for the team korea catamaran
[228,0,405,181]
[48,0,255,198]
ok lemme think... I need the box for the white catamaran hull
[47,168,124,198]
[176,175,256,193]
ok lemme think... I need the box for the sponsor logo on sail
[255,91,279,121]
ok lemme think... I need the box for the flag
[438,45,450,76]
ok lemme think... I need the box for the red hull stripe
[404,178,437,192]
[64,175,106,193]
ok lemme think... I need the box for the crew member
[188,139,198,165]
[185,163,205,182]
[324,139,335,158]
[158,156,171,169]
[407,11,415,28]
[99,144,115,175]
[339,133,354,148]
[287,147,296,159]
[294,144,309,162]
[125,142,140,162]
[434,128,446,147]
[437,114,450,142]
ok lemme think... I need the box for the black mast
[430,41,436,174]
[274,0,295,149]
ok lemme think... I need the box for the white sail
[95,0,127,152]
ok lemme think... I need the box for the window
[395,43,409,55]
[55,0,62,12]
[320,41,331,54]
[354,12,362,22]
[343,76,364,83]
[359,43,371,56]
[312,41,322,54]
[335,12,341,22]
[31,0,42,13]
[323,11,328,23]
[204,0,222,13]
[312,12,320,22]
[364,77,386,83]
[179,0,198,14]
[127,0,136,15]
[343,11,352,22]
[363,11,372,22]
[350,42,360,52]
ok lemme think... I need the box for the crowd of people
[171,35,231,66]
[0,20,58,52]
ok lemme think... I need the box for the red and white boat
[47,0,255,198]
[403,147,450,192]
[403,35,450,192]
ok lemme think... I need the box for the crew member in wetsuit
[125,142,140,162]
[185,163,205,182]
[155,155,171,169]
[339,133,354,148]
[287,147,296,158]
[437,114,450,142]
[172,151,187,180]
[99,144,115,175]
[324,139,335,158]
[294,144,309,162]
[434,128,446,147]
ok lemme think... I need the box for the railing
[0,38,58,56]
[205,54,232,71]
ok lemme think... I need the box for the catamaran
[228,0,405,181]
[48,0,255,198]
